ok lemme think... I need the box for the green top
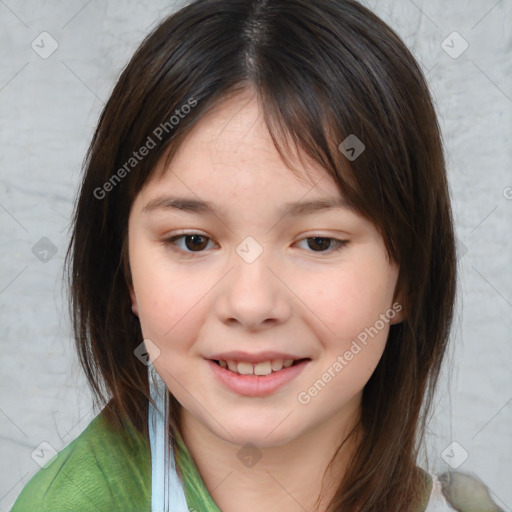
[10,410,432,511]
[10,410,220,512]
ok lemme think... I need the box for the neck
[177,400,361,512]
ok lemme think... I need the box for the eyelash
[162,233,349,256]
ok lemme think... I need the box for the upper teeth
[218,359,295,376]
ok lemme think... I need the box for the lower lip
[207,359,310,397]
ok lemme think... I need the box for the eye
[163,233,217,253]
[162,233,347,255]
[296,236,348,253]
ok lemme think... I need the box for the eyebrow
[142,195,351,217]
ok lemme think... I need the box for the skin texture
[128,89,404,512]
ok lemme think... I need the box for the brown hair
[65,0,457,509]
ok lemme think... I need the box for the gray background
[1,0,511,510]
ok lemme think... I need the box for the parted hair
[66,1,457,510]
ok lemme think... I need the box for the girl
[10,0,458,510]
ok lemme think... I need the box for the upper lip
[207,351,310,364]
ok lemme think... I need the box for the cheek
[129,243,214,353]
[129,242,182,337]
[301,259,398,351]
[299,264,396,409]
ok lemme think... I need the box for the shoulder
[416,467,435,511]
[10,409,151,512]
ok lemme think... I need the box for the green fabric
[174,427,221,511]
[9,412,151,511]
[9,410,220,512]
[10,409,431,511]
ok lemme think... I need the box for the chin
[216,416,301,449]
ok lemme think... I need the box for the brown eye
[297,237,349,253]
[307,237,332,251]
[164,233,215,253]
[183,234,209,251]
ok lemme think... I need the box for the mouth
[210,358,311,376]
[207,357,311,396]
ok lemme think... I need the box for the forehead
[143,90,342,206]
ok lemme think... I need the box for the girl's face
[128,90,402,448]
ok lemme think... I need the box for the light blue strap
[148,364,189,512]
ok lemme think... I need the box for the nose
[214,249,292,332]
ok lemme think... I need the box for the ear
[390,290,405,325]
[130,287,139,317]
